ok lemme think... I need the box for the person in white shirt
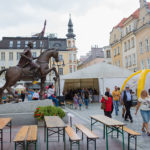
[32,90,39,100]
[47,83,59,107]
[135,90,150,136]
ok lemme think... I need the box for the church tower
[66,15,76,50]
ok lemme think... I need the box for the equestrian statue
[0,42,59,103]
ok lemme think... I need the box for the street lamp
[52,59,65,96]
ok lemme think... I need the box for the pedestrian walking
[84,89,89,109]
[121,86,133,122]
[135,90,150,136]
[78,96,83,110]
[101,92,113,118]
[112,86,120,116]
[21,91,25,102]
[73,94,78,109]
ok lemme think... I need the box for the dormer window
[9,41,13,48]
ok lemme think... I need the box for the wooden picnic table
[90,115,125,150]
[0,118,12,150]
[44,116,67,150]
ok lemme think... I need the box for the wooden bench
[65,125,81,150]
[116,126,141,150]
[66,101,73,109]
[0,118,12,150]
[14,125,37,150]
[75,124,99,150]
[27,125,38,150]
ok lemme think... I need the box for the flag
[32,20,46,38]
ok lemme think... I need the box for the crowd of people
[64,88,99,110]
[101,86,150,136]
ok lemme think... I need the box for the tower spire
[66,14,76,39]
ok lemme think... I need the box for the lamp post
[52,59,65,96]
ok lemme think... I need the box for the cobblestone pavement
[65,103,150,150]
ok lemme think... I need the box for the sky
[0,0,149,58]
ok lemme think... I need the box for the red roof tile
[114,2,150,28]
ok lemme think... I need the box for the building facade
[0,17,77,87]
[103,45,112,64]
[78,46,104,70]
[110,0,150,71]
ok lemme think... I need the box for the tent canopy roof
[62,62,133,80]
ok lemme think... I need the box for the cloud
[0,0,150,57]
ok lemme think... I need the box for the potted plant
[34,106,66,126]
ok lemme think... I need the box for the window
[25,41,28,48]
[125,56,128,67]
[114,48,116,56]
[117,47,120,55]
[124,42,127,51]
[59,55,63,61]
[69,54,72,62]
[106,50,111,58]
[114,34,116,41]
[9,41,13,48]
[147,59,150,69]
[129,55,131,66]
[33,41,36,48]
[32,52,36,58]
[1,52,5,61]
[145,39,149,52]
[69,65,72,73]
[17,41,21,48]
[9,52,13,61]
[128,40,130,50]
[73,54,76,62]
[17,52,21,60]
[40,41,43,47]
[73,65,76,72]
[1,66,5,70]
[139,42,143,53]
[141,60,145,69]
[68,41,71,48]
[133,54,136,65]
[126,27,128,34]
[129,25,131,32]
[131,38,134,48]
[58,68,63,75]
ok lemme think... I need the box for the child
[73,94,78,109]
[78,96,83,110]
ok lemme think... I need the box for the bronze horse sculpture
[0,49,59,103]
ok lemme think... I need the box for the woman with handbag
[101,92,113,118]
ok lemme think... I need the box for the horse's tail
[0,69,7,76]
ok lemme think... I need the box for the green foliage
[34,106,65,120]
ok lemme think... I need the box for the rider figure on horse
[17,41,40,79]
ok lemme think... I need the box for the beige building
[78,46,104,70]
[110,0,150,71]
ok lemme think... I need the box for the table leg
[44,121,46,142]
[63,128,66,150]
[46,128,48,150]
[58,128,60,142]
[1,129,3,150]
[122,126,125,150]
[91,118,92,131]
[103,124,105,139]
[10,121,11,142]
[106,126,108,150]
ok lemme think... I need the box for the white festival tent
[60,62,133,96]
